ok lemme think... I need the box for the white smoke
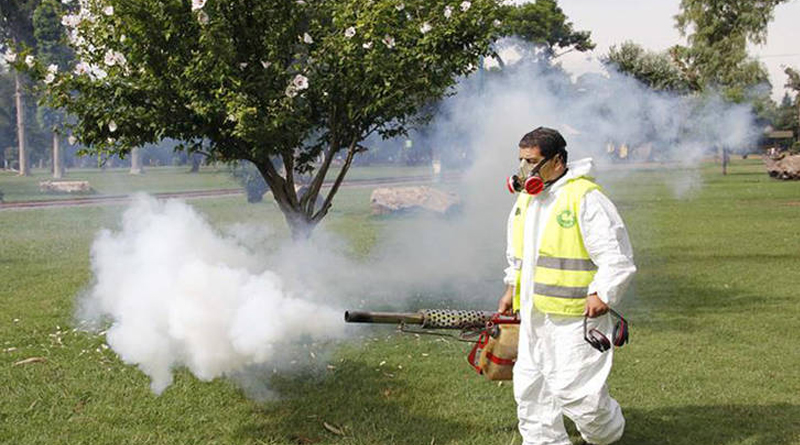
[76,40,762,394]
[78,195,345,394]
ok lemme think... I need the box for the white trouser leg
[514,316,572,445]
[540,313,625,445]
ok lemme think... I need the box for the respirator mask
[506,156,552,195]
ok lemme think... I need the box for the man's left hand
[584,293,608,318]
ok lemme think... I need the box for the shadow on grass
[238,360,473,445]
[621,403,800,445]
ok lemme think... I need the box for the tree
[0,0,39,175]
[33,0,71,178]
[673,0,787,102]
[603,41,696,93]
[499,0,593,58]
[16,0,501,238]
[785,66,800,137]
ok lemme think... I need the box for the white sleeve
[579,190,636,305]
[503,204,517,286]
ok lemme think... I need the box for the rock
[764,153,800,180]
[370,186,460,216]
[39,180,92,194]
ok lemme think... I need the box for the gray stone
[39,180,92,194]
[370,186,460,216]
[764,153,800,180]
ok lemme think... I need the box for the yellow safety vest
[511,177,600,316]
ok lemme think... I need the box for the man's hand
[498,286,514,314]
[584,293,608,318]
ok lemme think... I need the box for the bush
[230,162,269,203]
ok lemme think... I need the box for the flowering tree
[9,0,501,238]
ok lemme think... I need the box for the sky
[553,0,800,101]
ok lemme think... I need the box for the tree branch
[311,139,360,223]
[281,151,299,208]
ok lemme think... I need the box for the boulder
[370,186,460,216]
[764,153,800,180]
[39,180,92,194]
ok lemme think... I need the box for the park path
[0,173,459,211]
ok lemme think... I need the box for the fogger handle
[344,311,424,325]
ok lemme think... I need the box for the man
[498,127,636,445]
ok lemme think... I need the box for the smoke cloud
[78,196,345,394]
[77,40,761,394]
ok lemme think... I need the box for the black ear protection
[583,308,628,353]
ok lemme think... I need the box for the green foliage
[673,0,786,101]
[499,0,593,57]
[13,0,502,235]
[603,41,695,93]
[0,0,39,44]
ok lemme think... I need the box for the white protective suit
[503,158,636,445]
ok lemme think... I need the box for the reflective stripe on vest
[511,177,600,316]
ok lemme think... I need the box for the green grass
[0,164,436,202]
[1,159,799,444]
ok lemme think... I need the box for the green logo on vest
[556,210,575,228]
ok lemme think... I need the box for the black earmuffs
[583,308,628,353]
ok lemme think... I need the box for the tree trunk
[53,131,63,179]
[254,141,360,240]
[190,152,202,173]
[722,147,729,175]
[15,72,28,176]
[130,147,143,174]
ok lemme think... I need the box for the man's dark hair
[519,127,568,164]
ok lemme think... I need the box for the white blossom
[47,64,59,74]
[460,1,471,12]
[420,22,432,34]
[395,3,404,11]
[61,14,81,28]
[104,50,117,66]
[292,74,309,90]
[362,41,373,49]
[103,5,114,16]
[382,35,395,49]
[62,0,73,4]
[197,10,209,25]
[25,55,34,68]
[89,63,108,80]
[493,19,502,27]
[344,27,356,38]
[239,62,248,69]
[74,61,90,75]
[191,0,207,11]
[260,60,271,69]
[68,135,77,145]
[3,49,16,63]
[285,85,298,98]
[444,6,453,19]
[302,32,313,44]
[104,50,126,67]
[108,121,117,132]
[44,73,56,84]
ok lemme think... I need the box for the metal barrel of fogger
[344,309,498,329]
[344,311,425,325]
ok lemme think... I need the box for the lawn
[0,159,798,445]
[0,164,436,203]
